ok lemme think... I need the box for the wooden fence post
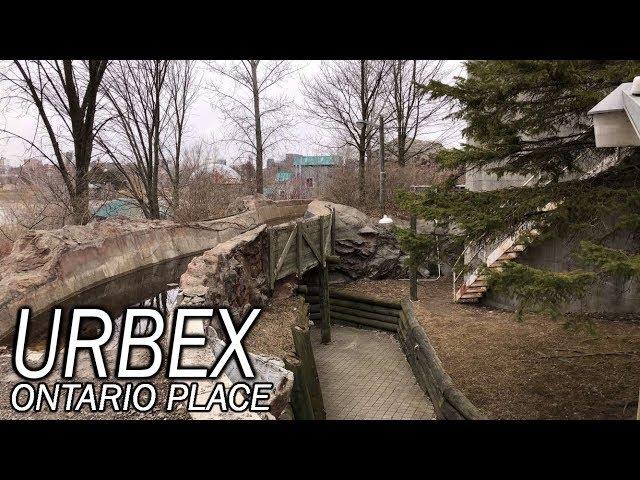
[284,354,315,420]
[291,323,326,420]
[330,207,336,255]
[268,228,276,291]
[319,215,331,344]
[296,220,303,276]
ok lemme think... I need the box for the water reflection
[4,254,195,350]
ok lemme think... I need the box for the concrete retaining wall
[483,231,640,314]
[0,198,310,341]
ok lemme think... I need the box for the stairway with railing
[453,152,620,303]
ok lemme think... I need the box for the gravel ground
[334,278,640,420]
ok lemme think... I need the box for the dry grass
[244,283,303,360]
[334,278,640,420]
[318,162,452,219]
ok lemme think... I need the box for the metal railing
[451,152,619,301]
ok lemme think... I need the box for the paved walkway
[311,324,435,420]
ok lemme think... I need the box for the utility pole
[379,114,386,217]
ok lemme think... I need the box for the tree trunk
[397,132,406,167]
[72,168,90,225]
[251,62,264,195]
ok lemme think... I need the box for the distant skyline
[0,60,465,167]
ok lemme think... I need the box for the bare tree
[207,60,296,194]
[160,60,201,213]
[0,60,110,224]
[99,60,170,219]
[302,60,390,203]
[388,60,451,166]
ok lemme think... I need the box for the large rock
[180,225,269,331]
[327,203,409,280]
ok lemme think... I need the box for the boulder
[326,202,409,280]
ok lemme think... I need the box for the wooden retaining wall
[284,302,326,420]
[298,284,485,420]
[399,300,486,420]
[297,285,400,332]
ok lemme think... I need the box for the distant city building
[263,154,337,199]
[284,153,303,166]
[293,155,337,197]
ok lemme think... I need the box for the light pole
[356,115,392,225]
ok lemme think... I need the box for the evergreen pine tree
[398,60,640,316]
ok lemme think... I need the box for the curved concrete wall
[0,199,310,341]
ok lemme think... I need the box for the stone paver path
[311,324,435,420]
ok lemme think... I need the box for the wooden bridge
[265,203,336,343]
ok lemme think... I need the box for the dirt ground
[244,282,302,360]
[334,278,640,420]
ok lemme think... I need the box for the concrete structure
[0,198,310,341]
[589,80,640,147]
[458,78,640,312]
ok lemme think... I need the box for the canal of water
[2,253,197,350]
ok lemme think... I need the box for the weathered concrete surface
[325,203,409,280]
[0,197,309,341]
[180,225,269,330]
[311,324,434,420]
[484,230,640,314]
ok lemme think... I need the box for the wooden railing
[266,207,334,290]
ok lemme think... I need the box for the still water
[3,254,197,350]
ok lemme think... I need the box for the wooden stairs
[454,234,534,303]
[454,153,620,304]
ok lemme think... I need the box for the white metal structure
[589,78,640,147]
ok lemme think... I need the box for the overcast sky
[0,60,465,167]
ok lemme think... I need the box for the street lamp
[356,115,392,225]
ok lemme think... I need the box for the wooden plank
[274,225,297,279]
[329,298,400,317]
[268,229,276,290]
[323,214,331,258]
[319,215,326,266]
[330,311,398,332]
[330,290,402,310]
[301,228,322,264]
[330,305,399,324]
[330,207,336,255]
[283,354,315,420]
[319,262,331,344]
[291,324,326,420]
